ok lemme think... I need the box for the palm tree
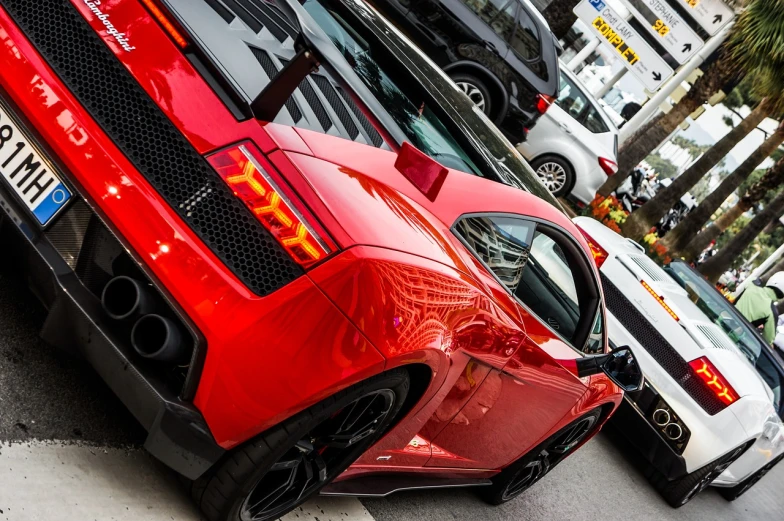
[677,155,784,260]
[655,120,784,251]
[762,257,784,283]
[699,188,784,282]
[541,0,580,39]
[598,0,784,197]
[619,98,776,240]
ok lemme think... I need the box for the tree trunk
[677,203,748,261]
[598,57,740,197]
[619,100,772,241]
[542,0,580,40]
[662,125,784,255]
[762,257,784,284]
[699,190,784,282]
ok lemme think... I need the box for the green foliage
[670,135,712,157]
[645,153,678,178]
[728,0,784,75]
[715,210,784,271]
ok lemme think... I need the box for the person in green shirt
[735,272,784,344]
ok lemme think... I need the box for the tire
[480,409,602,506]
[193,369,410,521]
[531,155,575,198]
[450,73,493,116]
[718,453,784,501]
[647,444,747,508]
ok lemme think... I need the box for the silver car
[518,66,618,205]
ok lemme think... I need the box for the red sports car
[0,0,641,519]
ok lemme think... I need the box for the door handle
[559,123,573,134]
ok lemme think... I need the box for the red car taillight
[207,142,333,268]
[598,157,618,176]
[688,357,739,406]
[578,228,609,268]
[536,93,555,114]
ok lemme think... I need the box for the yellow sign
[592,16,641,65]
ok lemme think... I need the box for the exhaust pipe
[102,276,155,321]
[131,314,184,363]
[664,423,683,441]
[652,409,671,427]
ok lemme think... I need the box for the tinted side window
[516,231,581,343]
[454,215,535,291]
[463,0,518,40]
[509,5,540,60]
[583,107,609,134]
[556,74,588,120]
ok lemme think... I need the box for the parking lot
[1,265,781,521]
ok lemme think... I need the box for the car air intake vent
[312,75,361,140]
[207,0,296,42]
[626,254,669,282]
[2,0,304,296]
[695,324,736,352]
[601,274,726,415]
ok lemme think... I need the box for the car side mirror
[575,346,644,392]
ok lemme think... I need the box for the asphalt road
[0,262,782,521]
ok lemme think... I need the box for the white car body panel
[574,217,783,485]
[518,67,618,205]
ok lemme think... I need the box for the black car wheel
[451,73,492,116]
[648,444,747,507]
[192,370,410,521]
[718,453,784,501]
[531,155,574,198]
[481,409,601,505]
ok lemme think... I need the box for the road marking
[0,442,374,521]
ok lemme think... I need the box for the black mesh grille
[313,75,360,140]
[602,274,725,415]
[337,87,384,147]
[2,0,303,296]
[251,47,303,123]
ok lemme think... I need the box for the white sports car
[575,217,784,507]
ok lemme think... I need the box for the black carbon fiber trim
[2,0,303,296]
[602,273,725,415]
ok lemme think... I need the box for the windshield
[665,262,763,363]
[303,0,482,176]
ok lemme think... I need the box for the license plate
[0,101,71,226]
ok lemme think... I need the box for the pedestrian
[735,273,784,345]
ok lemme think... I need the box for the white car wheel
[532,156,574,197]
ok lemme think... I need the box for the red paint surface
[0,0,622,483]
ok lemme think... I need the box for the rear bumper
[0,189,224,479]
[609,395,688,480]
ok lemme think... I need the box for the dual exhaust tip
[101,276,184,363]
[652,408,683,441]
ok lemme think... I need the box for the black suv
[367,0,560,142]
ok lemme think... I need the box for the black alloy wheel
[679,445,746,505]
[239,390,396,521]
[718,453,784,501]
[483,410,601,505]
[193,370,410,521]
[649,443,749,508]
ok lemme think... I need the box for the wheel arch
[444,61,509,123]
